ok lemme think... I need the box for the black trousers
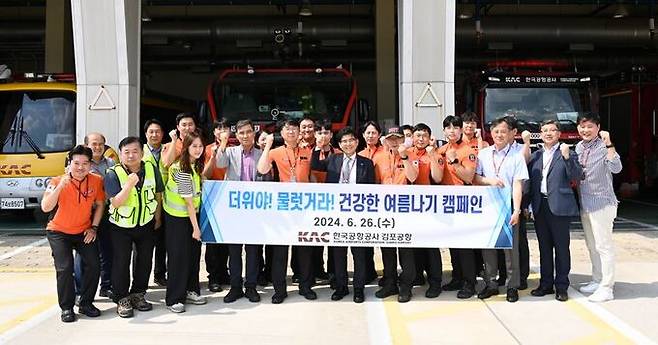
[165,213,201,306]
[456,249,478,287]
[414,248,429,278]
[448,248,462,282]
[47,231,99,310]
[364,247,377,279]
[418,248,442,287]
[110,222,155,302]
[381,247,416,294]
[270,245,289,295]
[535,198,572,291]
[332,246,367,289]
[262,245,274,281]
[205,243,229,284]
[228,244,261,289]
[497,211,530,284]
[292,246,327,277]
[153,222,167,280]
[295,246,315,290]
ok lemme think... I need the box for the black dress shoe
[506,288,519,303]
[223,288,244,303]
[457,283,476,299]
[61,309,76,323]
[208,282,223,293]
[555,289,569,302]
[331,287,350,301]
[299,288,317,300]
[154,277,167,287]
[375,286,399,299]
[519,280,528,290]
[78,304,101,317]
[496,277,506,287]
[531,287,555,297]
[397,292,412,303]
[477,287,499,300]
[245,287,261,303]
[271,292,288,304]
[442,279,463,291]
[425,285,442,298]
[353,288,365,303]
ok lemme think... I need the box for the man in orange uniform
[405,123,446,298]
[257,118,315,303]
[435,116,479,298]
[372,127,418,303]
[202,119,231,292]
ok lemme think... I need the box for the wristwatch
[400,155,408,160]
[448,158,459,165]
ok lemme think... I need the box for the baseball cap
[382,126,404,139]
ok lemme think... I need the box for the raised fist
[559,143,570,159]
[397,144,408,158]
[169,129,178,140]
[599,130,611,145]
[265,133,275,147]
[219,130,230,143]
[521,130,531,144]
[475,128,482,139]
[127,173,140,186]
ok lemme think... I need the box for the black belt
[541,194,548,199]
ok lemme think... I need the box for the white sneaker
[588,288,614,302]
[186,291,207,305]
[579,282,600,294]
[167,303,185,313]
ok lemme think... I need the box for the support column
[45,0,74,73]
[71,0,140,148]
[398,0,455,138]
[375,0,397,127]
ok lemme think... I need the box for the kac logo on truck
[298,231,330,243]
[0,164,31,176]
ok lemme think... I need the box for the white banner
[200,181,513,249]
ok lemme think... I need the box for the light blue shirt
[476,143,529,188]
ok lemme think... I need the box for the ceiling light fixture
[299,1,312,17]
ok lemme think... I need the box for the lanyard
[69,174,89,203]
[492,144,512,177]
[285,145,300,181]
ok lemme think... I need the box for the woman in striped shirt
[163,130,207,313]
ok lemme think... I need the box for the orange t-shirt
[436,140,478,185]
[373,150,408,185]
[46,174,105,235]
[358,145,385,161]
[204,143,227,180]
[268,145,312,183]
[406,147,432,185]
[463,136,488,155]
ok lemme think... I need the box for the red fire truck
[472,61,597,147]
[203,67,362,135]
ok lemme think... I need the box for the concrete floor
[1,206,658,345]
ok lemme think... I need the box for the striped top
[575,137,623,212]
[172,170,194,197]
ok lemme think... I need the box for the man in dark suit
[311,126,375,303]
[527,120,582,302]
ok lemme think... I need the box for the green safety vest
[163,162,201,217]
[142,144,168,185]
[108,162,159,228]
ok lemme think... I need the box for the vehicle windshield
[0,90,76,154]
[484,87,591,133]
[214,71,352,123]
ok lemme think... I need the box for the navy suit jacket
[527,146,583,217]
[311,150,375,184]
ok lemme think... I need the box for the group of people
[43,110,622,323]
